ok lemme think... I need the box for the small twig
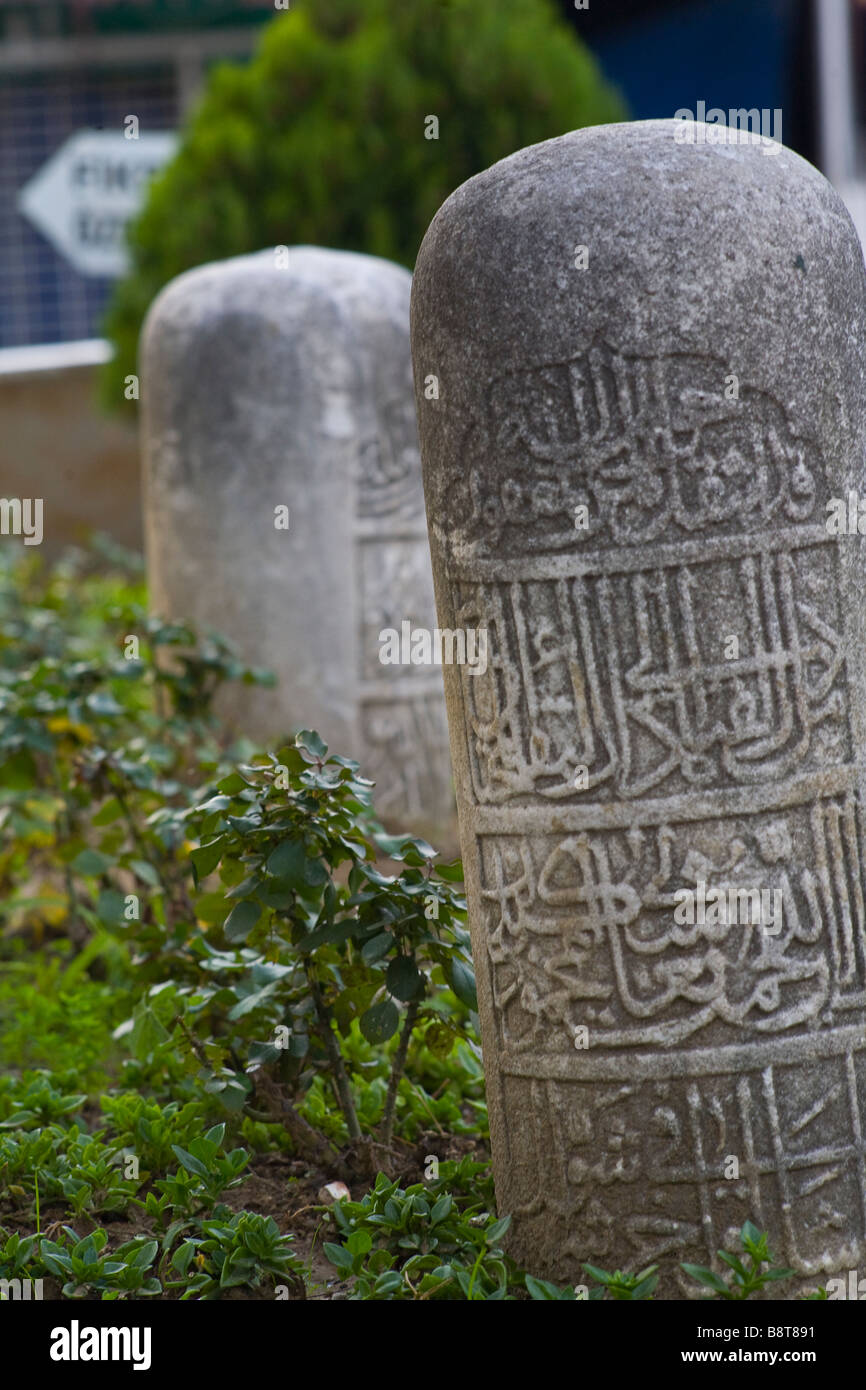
[419,1276,454,1300]
[253,1071,354,1183]
[286,1204,324,1221]
[305,967,362,1142]
[53,780,86,946]
[111,776,183,924]
[172,1013,210,1068]
[407,1078,446,1134]
[307,1215,326,1284]
[380,998,419,1148]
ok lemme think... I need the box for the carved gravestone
[141,246,452,831]
[411,120,866,1292]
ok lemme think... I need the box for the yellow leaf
[46,716,93,743]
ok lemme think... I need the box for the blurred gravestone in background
[142,246,453,834]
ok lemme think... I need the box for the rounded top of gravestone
[411,118,866,561]
[413,117,862,339]
[412,116,864,355]
[141,245,413,363]
[139,245,417,464]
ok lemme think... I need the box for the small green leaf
[346,1230,373,1257]
[194,891,230,924]
[71,848,115,876]
[435,859,465,882]
[228,983,277,1019]
[266,839,306,883]
[485,1215,511,1244]
[740,1220,764,1253]
[226,873,262,900]
[424,1021,457,1058]
[216,772,249,795]
[130,1240,158,1269]
[717,1250,748,1280]
[430,1194,452,1225]
[96,888,126,925]
[361,932,393,965]
[631,1271,658,1300]
[273,747,307,775]
[128,1005,170,1061]
[323,1242,353,1273]
[129,859,161,887]
[298,919,358,952]
[374,833,436,862]
[302,858,328,887]
[191,838,225,884]
[374,1271,404,1294]
[86,691,124,716]
[171,1145,210,1179]
[525,1274,560,1300]
[224,900,261,942]
[681,1263,730,1294]
[386,955,424,1002]
[360,1000,400,1044]
[171,1243,196,1275]
[448,958,477,1009]
[92,797,124,827]
[196,795,232,814]
[296,730,327,759]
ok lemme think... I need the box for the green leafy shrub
[582,1262,658,1301]
[157,731,475,1159]
[168,1212,303,1299]
[155,1123,249,1216]
[0,545,476,1182]
[0,1073,86,1130]
[0,957,123,1089]
[102,0,624,410]
[682,1221,796,1300]
[40,1229,160,1300]
[98,1093,210,1172]
[323,1159,515,1299]
[0,1230,39,1284]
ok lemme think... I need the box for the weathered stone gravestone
[141,246,452,831]
[411,119,866,1292]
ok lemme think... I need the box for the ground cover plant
[0,545,822,1299]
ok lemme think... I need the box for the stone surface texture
[411,119,866,1292]
[141,246,452,830]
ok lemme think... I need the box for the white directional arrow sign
[17,130,178,278]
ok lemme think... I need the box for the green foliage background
[102,0,625,409]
